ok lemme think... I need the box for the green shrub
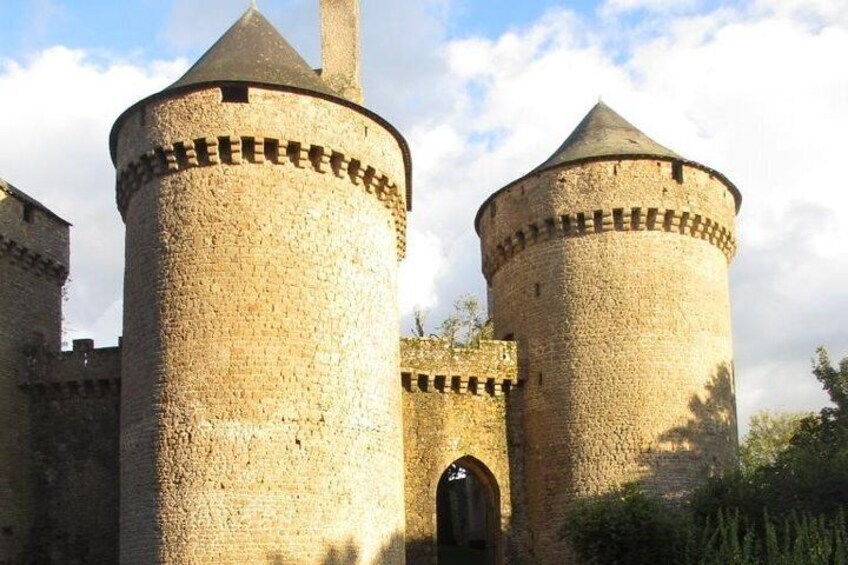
[561,483,688,564]
[563,486,848,564]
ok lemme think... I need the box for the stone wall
[320,0,363,103]
[21,340,120,564]
[0,187,68,565]
[114,85,409,564]
[477,158,739,563]
[400,338,524,565]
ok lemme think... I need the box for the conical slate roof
[164,6,335,97]
[533,101,680,173]
[111,5,413,208]
[474,101,742,231]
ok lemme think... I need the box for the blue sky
[0,0,690,63]
[0,1,590,58]
[0,0,846,431]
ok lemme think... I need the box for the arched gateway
[436,456,501,565]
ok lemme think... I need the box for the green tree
[561,483,688,564]
[740,411,809,475]
[438,295,492,348]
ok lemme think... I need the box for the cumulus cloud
[601,0,702,17]
[0,1,845,435]
[0,47,186,346]
[398,1,848,430]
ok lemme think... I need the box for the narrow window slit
[672,161,684,184]
[221,85,249,103]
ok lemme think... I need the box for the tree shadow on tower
[637,363,738,502]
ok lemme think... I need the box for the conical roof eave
[532,101,680,173]
[163,6,335,97]
[473,101,742,233]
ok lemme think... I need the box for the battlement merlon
[19,337,122,397]
[400,338,519,396]
[0,179,70,277]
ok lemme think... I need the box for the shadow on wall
[266,534,432,565]
[639,363,738,500]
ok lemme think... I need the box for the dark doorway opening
[436,456,499,565]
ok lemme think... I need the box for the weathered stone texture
[0,190,68,565]
[400,339,520,565]
[477,159,739,563]
[320,0,364,103]
[22,340,120,564]
[114,86,408,564]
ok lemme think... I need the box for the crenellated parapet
[19,338,121,399]
[482,205,735,281]
[116,136,407,257]
[0,232,69,283]
[400,338,519,397]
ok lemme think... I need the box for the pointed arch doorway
[436,456,500,565]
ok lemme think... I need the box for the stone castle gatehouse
[0,2,740,563]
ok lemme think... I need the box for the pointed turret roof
[474,101,742,232]
[163,6,335,97]
[110,6,413,209]
[532,101,680,173]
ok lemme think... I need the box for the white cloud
[398,230,447,317]
[1,1,845,437]
[398,1,848,432]
[601,0,702,17]
[0,46,186,346]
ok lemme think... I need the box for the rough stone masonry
[0,2,740,564]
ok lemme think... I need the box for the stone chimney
[320,0,363,104]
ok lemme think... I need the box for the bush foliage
[562,348,848,564]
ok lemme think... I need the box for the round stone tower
[110,7,410,564]
[476,102,740,563]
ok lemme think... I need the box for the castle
[0,2,740,564]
